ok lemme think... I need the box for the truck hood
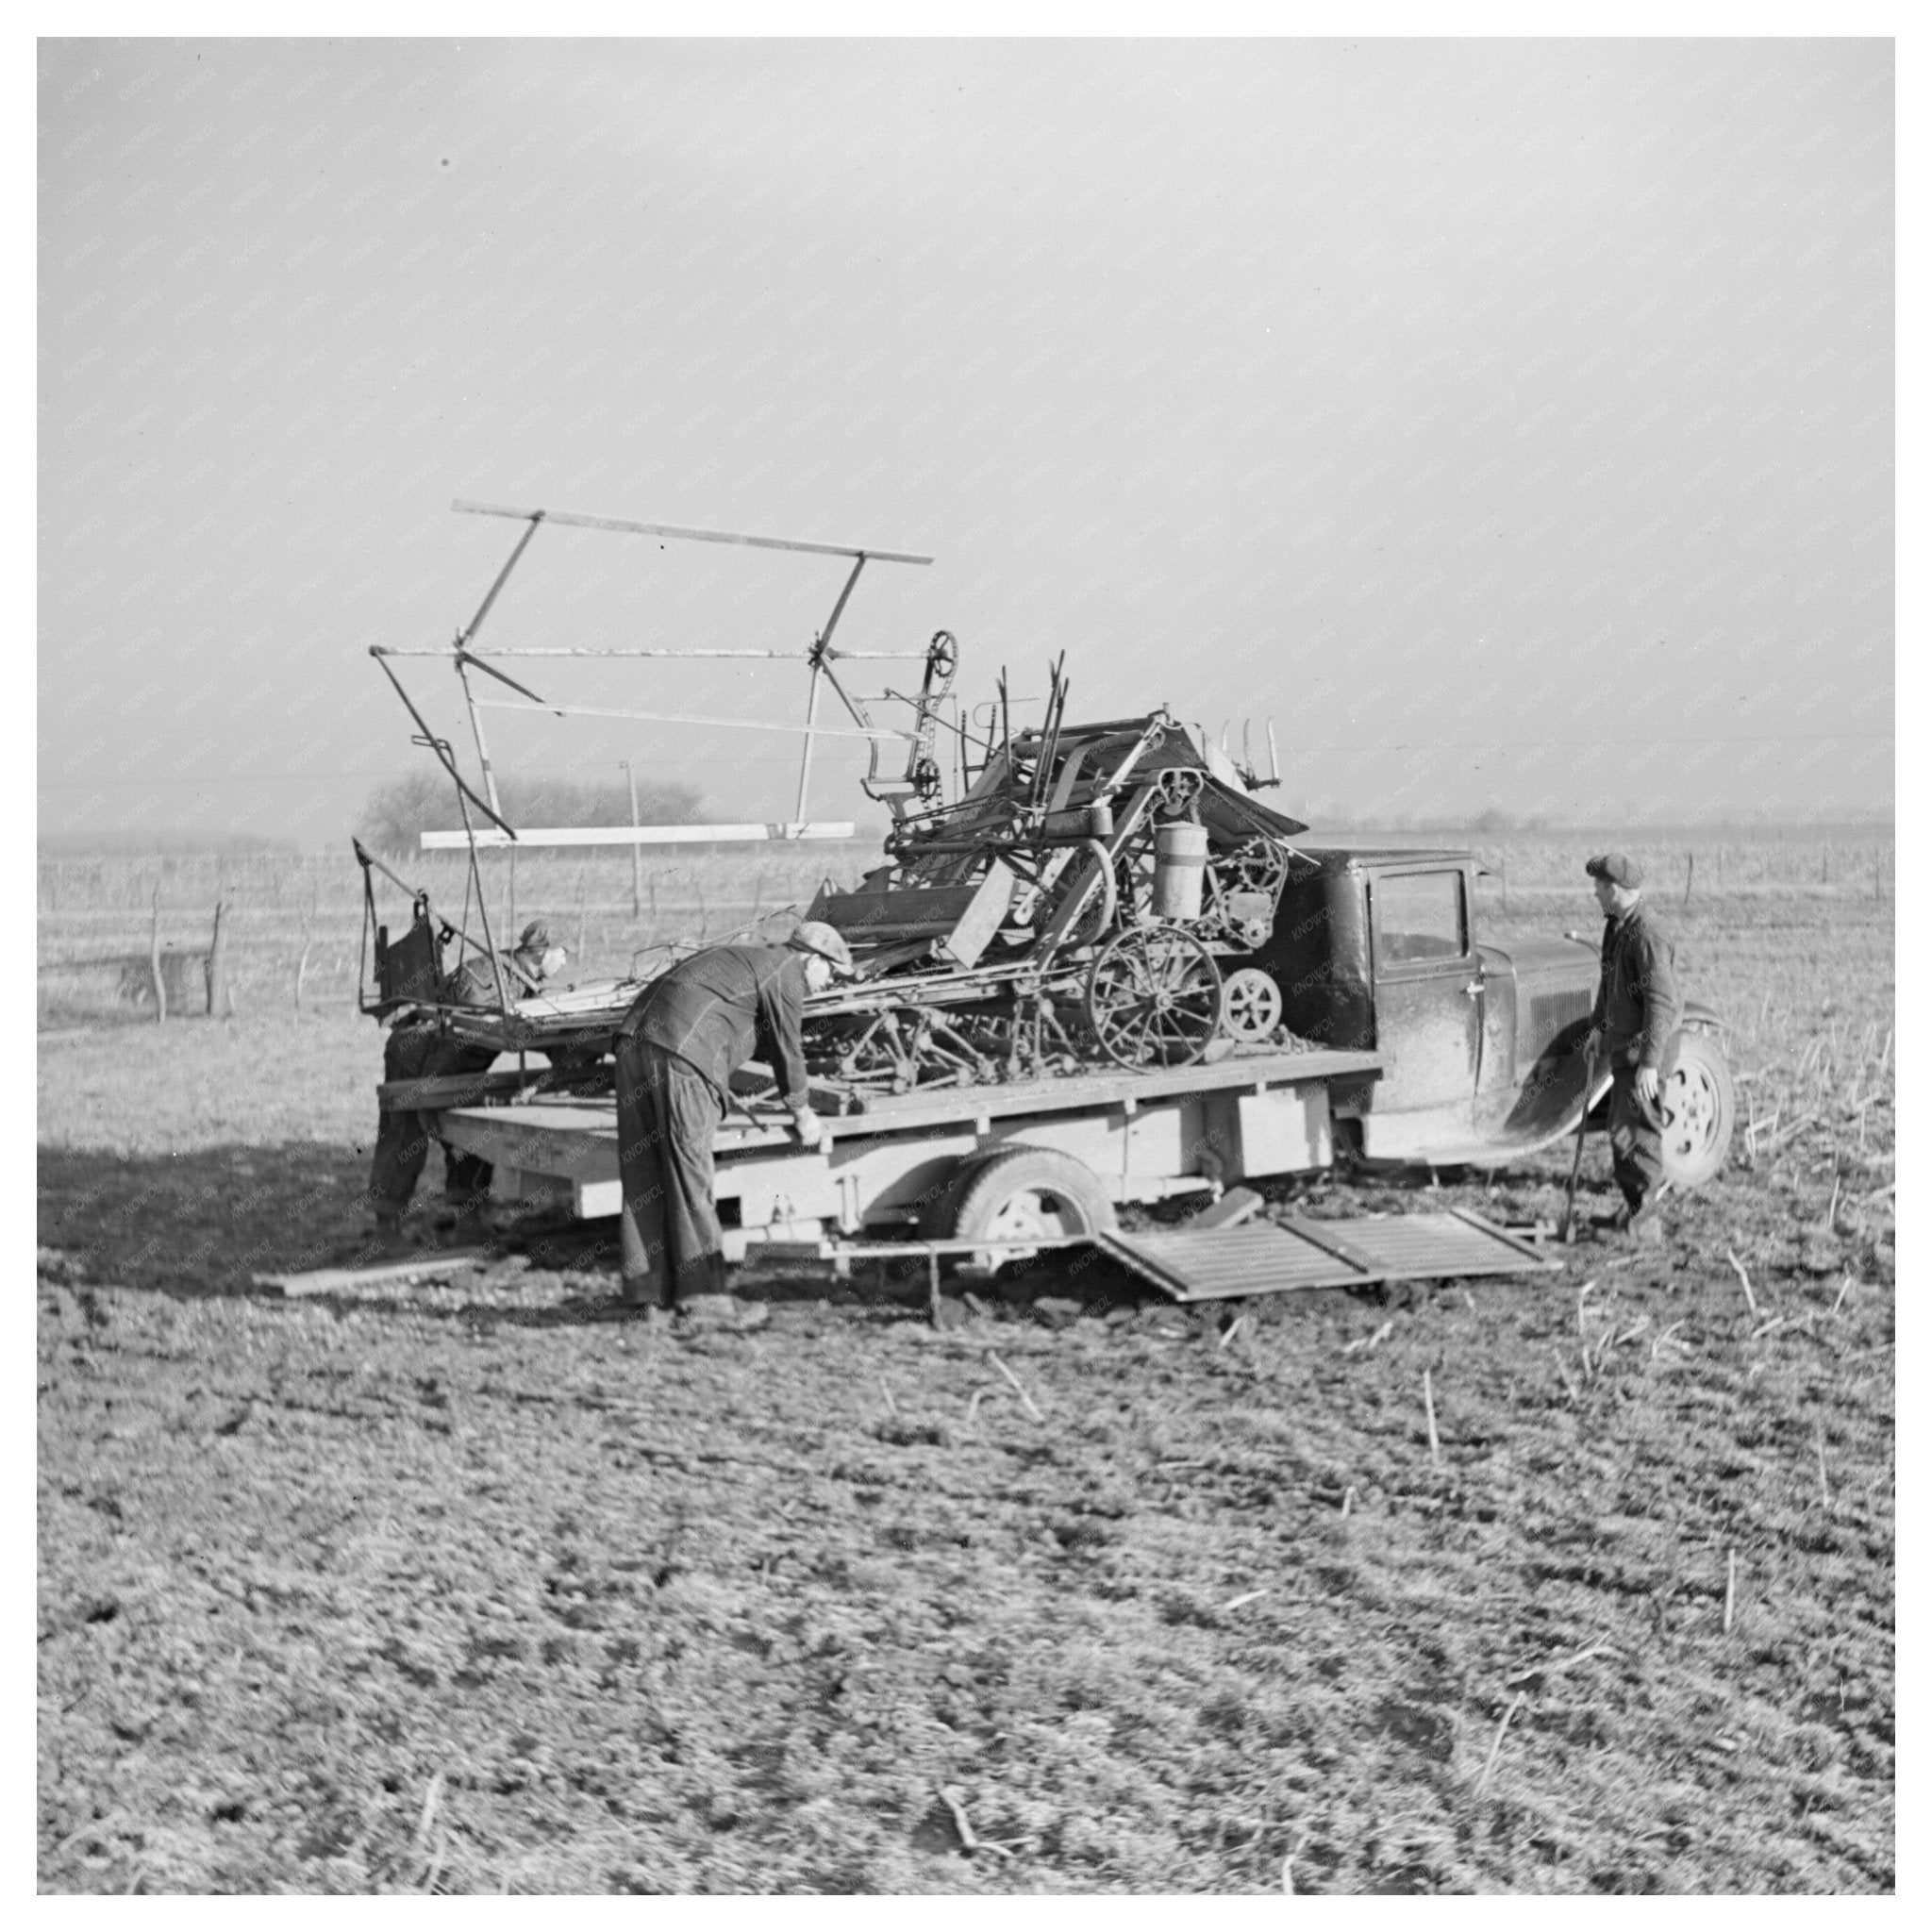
[1478,934,1598,991]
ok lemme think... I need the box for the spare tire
[1656,1028,1737,1189]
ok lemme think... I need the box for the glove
[791,1105,824,1151]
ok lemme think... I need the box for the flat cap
[1585,853,1643,889]
[516,920,553,952]
[788,919,855,974]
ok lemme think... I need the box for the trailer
[433,1042,1378,1263]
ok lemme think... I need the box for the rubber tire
[919,1144,1118,1242]
[1656,1026,1737,1189]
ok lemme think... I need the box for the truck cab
[1257,846,1729,1174]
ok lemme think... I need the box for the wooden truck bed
[437,1045,1380,1257]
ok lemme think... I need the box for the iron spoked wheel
[1083,924,1225,1069]
[1220,965,1283,1042]
[1655,1029,1737,1188]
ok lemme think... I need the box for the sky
[38,37,1893,848]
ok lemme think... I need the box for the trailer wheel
[919,1145,1117,1265]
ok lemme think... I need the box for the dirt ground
[37,892,1894,1894]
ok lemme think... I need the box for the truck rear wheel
[919,1145,1117,1263]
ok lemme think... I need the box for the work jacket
[618,944,812,1110]
[447,954,505,1007]
[390,950,526,1031]
[1591,903,1680,1070]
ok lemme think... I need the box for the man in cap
[369,919,566,1251]
[1582,854,1680,1245]
[612,919,855,1320]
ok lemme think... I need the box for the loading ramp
[1094,1208,1557,1303]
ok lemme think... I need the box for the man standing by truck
[613,921,854,1320]
[1583,854,1680,1245]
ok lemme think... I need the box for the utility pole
[622,759,642,920]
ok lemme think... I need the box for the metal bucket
[1153,822,1208,920]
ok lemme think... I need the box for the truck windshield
[1373,871,1466,965]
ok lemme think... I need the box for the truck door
[1367,867,1482,1128]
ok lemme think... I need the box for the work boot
[441,1200,491,1248]
[1626,1199,1666,1248]
[370,1205,416,1258]
[589,1297,671,1324]
[676,1293,770,1333]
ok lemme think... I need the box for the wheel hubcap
[1661,1066,1720,1158]
[986,1191,1059,1241]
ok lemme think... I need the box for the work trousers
[1607,1059,1666,1214]
[368,1021,498,1214]
[615,1033,727,1306]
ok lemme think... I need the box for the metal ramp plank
[1321,1218,1519,1274]
[1276,1219,1380,1273]
[1446,1206,1557,1262]
[1097,1226,1368,1300]
[1096,1211,1559,1304]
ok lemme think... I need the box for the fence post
[207,897,234,1018]
[1683,851,1694,908]
[625,759,642,919]
[148,889,167,1025]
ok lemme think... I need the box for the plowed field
[38,891,1893,1893]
